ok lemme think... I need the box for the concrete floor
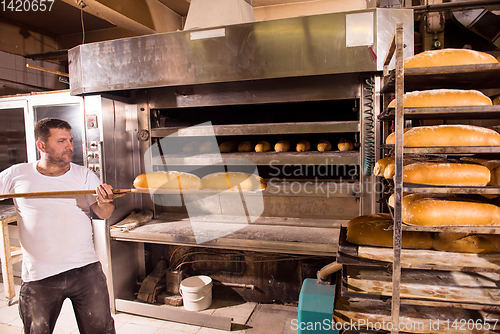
[0,279,298,334]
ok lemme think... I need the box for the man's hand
[92,184,127,219]
[95,184,126,205]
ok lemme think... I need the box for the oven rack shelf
[379,105,500,121]
[150,120,360,137]
[381,63,500,93]
[110,213,343,256]
[336,227,500,274]
[151,150,360,166]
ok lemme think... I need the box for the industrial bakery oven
[68,8,413,321]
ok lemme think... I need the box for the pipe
[411,0,500,13]
[26,64,69,77]
[316,261,342,285]
[214,281,255,290]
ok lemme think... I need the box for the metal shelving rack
[379,25,500,333]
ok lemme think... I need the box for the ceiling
[0,0,321,39]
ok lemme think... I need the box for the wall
[0,50,67,96]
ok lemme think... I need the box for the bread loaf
[494,96,500,105]
[255,141,271,153]
[346,214,433,249]
[337,138,354,151]
[374,156,394,176]
[238,141,253,152]
[274,140,291,152]
[404,48,498,69]
[296,140,311,152]
[199,141,218,153]
[433,232,500,253]
[201,172,267,191]
[403,197,500,226]
[385,125,500,147]
[403,162,490,186]
[387,89,492,109]
[133,171,201,190]
[219,141,237,153]
[388,193,448,209]
[383,158,423,179]
[316,139,332,152]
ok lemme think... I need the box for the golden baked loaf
[238,141,253,152]
[296,140,311,152]
[218,141,237,153]
[387,89,492,108]
[133,171,201,190]
[385,125,500,147]
[404,48,498,69]
[433,232,500,253]
[346,214,433,249]
[373,156,394,176]
[383,158,424,179]
[201,172,267,191]
[274,140,291,152]
[403,162,491,186]
[493,96,500,105]
[337,138,354,151]
[316,139,332,152]
[255,141,271,153]
[390,193,500,227]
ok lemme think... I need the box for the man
[0,118,124,334]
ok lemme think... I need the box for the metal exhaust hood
[184,0,255,31]
[68,8,414,96]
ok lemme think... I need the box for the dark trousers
[19,262,115,334]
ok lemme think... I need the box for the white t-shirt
[0,162,101,282]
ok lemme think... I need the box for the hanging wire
[80,6,85,44]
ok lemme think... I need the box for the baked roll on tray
[387,89,492,109]
[346,213,433,249]
[385,124,500,147]
[346,213,500,253]
[133,171,266,191]
[402,162,491,186]
[403,48,498,69]
[388,193,500,227]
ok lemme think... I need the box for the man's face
[41,128,74,164]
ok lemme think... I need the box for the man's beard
[47,149,74,165]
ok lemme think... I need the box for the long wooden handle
[0,188,136,199]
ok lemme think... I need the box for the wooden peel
[0,188,149,200]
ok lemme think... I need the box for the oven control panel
[84,98,103,180]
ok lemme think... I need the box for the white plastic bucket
[180,275,213,311]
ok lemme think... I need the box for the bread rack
[336,24,500,334]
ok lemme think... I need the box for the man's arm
[91,184,125,219]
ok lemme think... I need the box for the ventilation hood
[184,0,255,31]
[68,8,414,96]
